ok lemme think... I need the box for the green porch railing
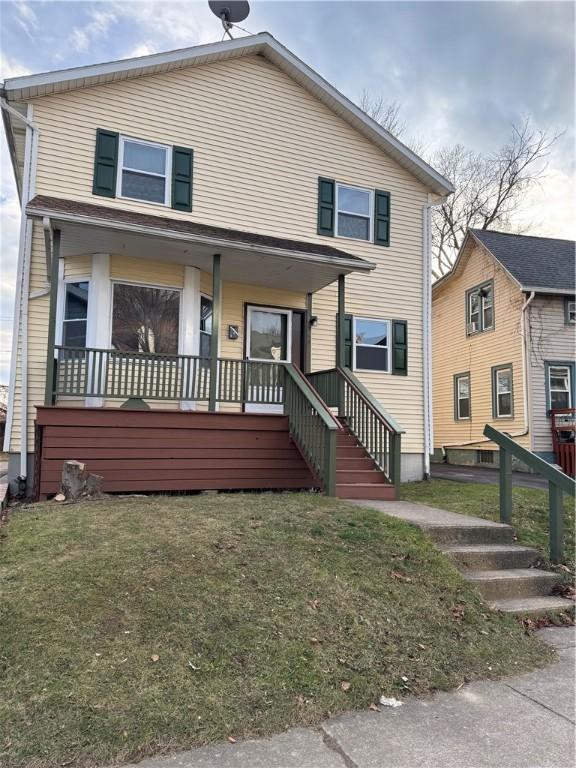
[484,424,576,564]
[53,346,285,405]
[307,367,404,488]
[283,365,340,495]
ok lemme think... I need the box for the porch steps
[335,423,395,500]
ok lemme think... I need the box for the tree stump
[61,460,104,501]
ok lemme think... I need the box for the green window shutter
[336,313,353,367]
[374,190,391,246]
[92,129,119,198]
[392,320,407,375]
[318,177,335,236]
[172,147,193,212]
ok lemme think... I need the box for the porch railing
[284,365,340,495]
[307,366,404,487]
[53,346,284,405]
[484,424,576,564]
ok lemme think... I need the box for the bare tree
[431,119,561,277]
[359,90,406,138]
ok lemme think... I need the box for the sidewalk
[122,626,575,768]
[431,463,547,490]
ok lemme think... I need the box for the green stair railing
[484,424,576,564]
[283,365,341,495]
[307,367,404,488]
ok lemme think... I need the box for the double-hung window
[353,317,390,372]
[492,365,513,418]
[548,365,572,411]
[199,296,213,358]
[62,281,89,346]
[336,184,373,241]
[466,281,494,335]
[118,137,171,205]
[454,373,471,420]
[565,297,576,325]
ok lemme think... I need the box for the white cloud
[69,7,118,53]
[0,52,31,80]
[513,166,576,240]
[13,0,39,38]
[122,41,159,59]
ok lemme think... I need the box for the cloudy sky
[0,0,574,384]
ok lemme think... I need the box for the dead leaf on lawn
[341,681,351,691]
[151,654,160,662]
[451,605,465,620]
[369,703,380,711]
[307,599,320,610]
[227,736,237,744]
[391,571,412,583]
[309,637,321,644]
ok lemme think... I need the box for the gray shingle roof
[471,229,575,292]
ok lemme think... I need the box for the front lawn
[0,493,551,767]
[401,479,575,573]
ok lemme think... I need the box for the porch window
[118,137,170,205]
[111,283,180,354]
[466,281,494,335]
[548,365,572,411]
[454,373,471,420]
[199,295,213,358]
[492,365,513,418]
[247,307,290,362]
[62,281,89,346]
[336,184,372,241]
[353,317,390,372]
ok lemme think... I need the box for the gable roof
[434,229,576,295]
[1,32,453,198]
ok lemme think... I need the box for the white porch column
[180,265,201,410]
[86,253,111,407]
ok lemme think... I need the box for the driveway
[120,627,574,768]
[431,462,547,490]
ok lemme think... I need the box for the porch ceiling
[27,195,375,293]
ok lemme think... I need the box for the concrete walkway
[432,462,547,490]
[122,627,575,768]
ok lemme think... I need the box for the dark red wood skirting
[35,407,317,497]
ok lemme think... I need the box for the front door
[244,305,306,412]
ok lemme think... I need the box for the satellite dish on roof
[209,1,250,38]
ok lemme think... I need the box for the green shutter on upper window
[374,190,391,246]
[336,313,353,367]
[392,320,407,375]
[171,147,193,211]
[92,129,119,198]
[318,177,335,236]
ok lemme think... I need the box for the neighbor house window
[118,137,171,205]
[336,184,372,241]
[247,307,290,362]
[199,296,213,358]
[454,373,471,420]
[492,365,513,418]
[62,281,89,346]
[111,283,180,354]
[353,317,390,372]
[466,281,494,334]
[547,365,572,411]
[565,297,576,324]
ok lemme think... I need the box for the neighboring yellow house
[1,33,453,498]
[432,229,575,469]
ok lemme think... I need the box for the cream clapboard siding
[11,53,430,453]
[432,242,528,452]
[528,296,575,454]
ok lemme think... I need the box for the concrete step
[490,596,575,616]
[441,544,539,570]
[465,569,560,601]
[336,470,386,484]
[336,483,395,500]
[423,523,515,547]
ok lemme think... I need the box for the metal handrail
[484,424,576,563]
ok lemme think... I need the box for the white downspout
[422,194,446,479]
[1,100,39,484]
[520,291,536,439]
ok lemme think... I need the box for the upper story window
[353,317,390,372]
[565,297,576,324]
[118,137,171,205]
[336,184,373,241]
[466,281,494,335]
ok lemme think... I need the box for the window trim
[245,305,293,363]
[352,315,391,373]
[56,273,91,347]
[564,297,576,325]
[117,135,172,206]
[335,183,374,242]
[545,361,575,414]
[109,279,182,354]
[454,371,471,421]
[465,280,495,335]
[491,363,514,419]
